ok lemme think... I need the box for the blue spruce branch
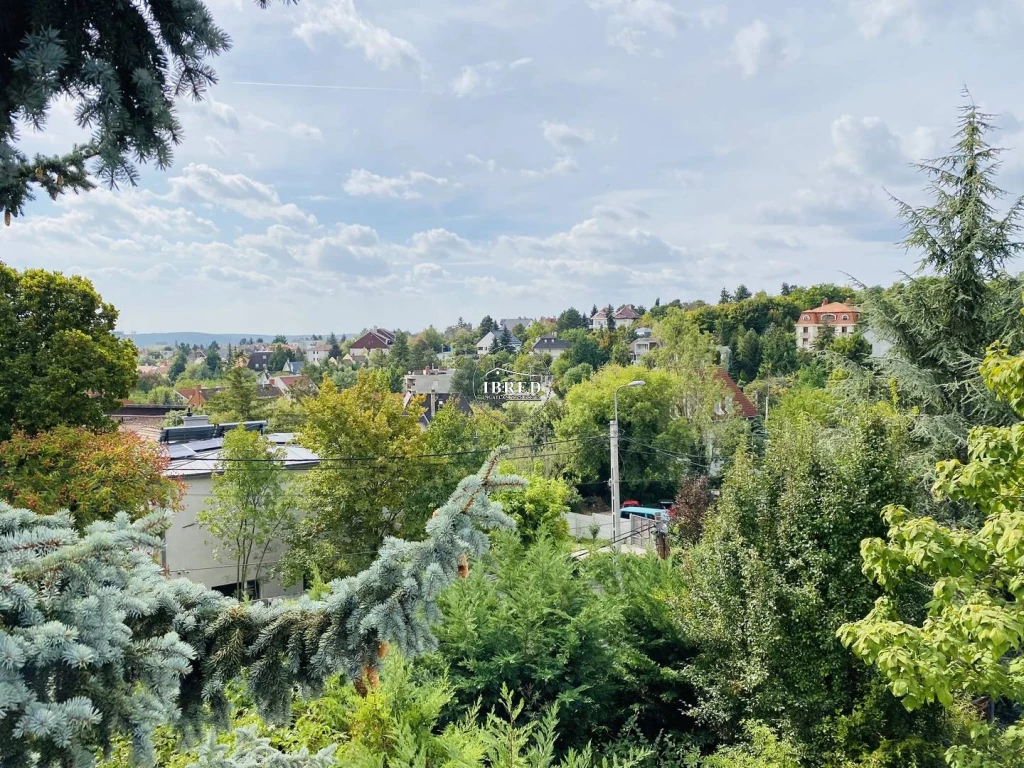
[0,450,522,767]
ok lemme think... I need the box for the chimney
[821,299,828,307]
[845,296,852,304]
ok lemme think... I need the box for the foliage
[701,722,801,768]
[265,397,306,431]
[196,428,295,598]
[0,452,522,767]
[207,368,265,423]
[1,0,232,219]
[187,727,336,768]
[857,97,1024,469]
[555,366,695,499]
[840,342,1024,768]
[679,402,946,760]
[672,475,712,546]
[0,265,137,439]
[493,471,574,545]
[285,372,426,581]
[0,426,182,529]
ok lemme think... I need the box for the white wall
[165,475,303,599]
[565,512,614,540]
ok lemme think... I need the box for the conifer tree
[0,451,522,767]
[862,94,1024,464]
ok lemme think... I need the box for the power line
[167,435,605,465]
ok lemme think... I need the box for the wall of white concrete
[165,475,303,599]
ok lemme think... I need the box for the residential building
[307,342,332,365]
[477,331,522,355]
[499,317,534,332]
[531,334,573,360]
[349,328,395,361]
[629,337,661,364]
[796,300,862,349]
[175,386,224,407]
[402,391,472,428]
[713,369,760,419]
[162,427,315,599]
[633,326,653,338]
[269,375,315,395]
[247,350,272,371]
[404,369,453,395]
[591,304,642,331]
[282,360,304,375]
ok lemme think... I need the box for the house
[282,360,304,375]
[162,427,316,599]
[633,326,653,338]
[405,369,453,395]
[532,335,573,360]
[402,391,473,428]
[174,386,224,407]
[796,300,861,350]
[591,304,641,331]
[499,317,534,333]
[269,375,315,396]
[629,337,661,364]
[713,369,759,419]
[477,331,522,355]
[349,328,395,361]
[307,342,332,365]
[247,350,272,371]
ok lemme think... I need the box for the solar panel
[166,444,197,459]
[215,420,267,436]
[160,425,218,443]
[187,437,223,452]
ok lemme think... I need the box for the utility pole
[609,417,620,549]
[610,380,645,551]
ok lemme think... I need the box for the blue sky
[4,0,1024,333]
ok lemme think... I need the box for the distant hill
[121,332,357,349]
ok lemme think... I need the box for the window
[841,314,849,320]
[841,326,847,333]
[802,326,807,333]
[821,313,836,322]
[802,315,809,321]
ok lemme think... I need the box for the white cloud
[848,0,923,41]
[520,156,579,179]
[293,0,424,71]
[201,264,276,287]
[205,136,228,156]
[451,66,484,97]
[828,115,934,179]
[289,122,324,141]
[542,121,594,150]
[302,224,392,275]
[731,20,792,78]
[343,168,451,199]
[589,0,725,53]
[165,164,317,227]
[412,262,445,279]
[206,100,240,131]
[509,57,534,69]
[466,154,499,172]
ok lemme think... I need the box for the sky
[4,0,1024,334]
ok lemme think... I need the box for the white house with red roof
[796,300,861,349]
[591,304,642,331]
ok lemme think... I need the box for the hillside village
[3,3,1023,765]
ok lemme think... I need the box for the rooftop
[163,432,319,478]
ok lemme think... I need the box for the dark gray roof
[533,335,572,351]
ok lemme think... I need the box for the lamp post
[610,380,645,549]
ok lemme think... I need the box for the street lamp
[610,380,645,549]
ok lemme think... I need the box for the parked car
[621,500,640,508]
[619,506,665,521]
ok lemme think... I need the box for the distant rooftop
[163,431,319,478]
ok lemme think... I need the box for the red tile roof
[713,369,760,419]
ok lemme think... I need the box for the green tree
[208,366,264,422]
[681,401,948,760]
[840,342,1024,768]
[605,305,616,333]
[268,345,296,372]
[758,324,799,377]
[499,326,515,353]
[169,346,188,381]
[557,307,587,332]
[862,96,1024,465]
[735,327,761,383]
[830,331,872,363]
[422,325,444,352]
[2,0,231,220]
[285,372,427,581]
[272,335,288,345]
[812,322,836,352]
[390,331,411,371]
[409,337,436,369]
[493,471,573,545]
[205,348,222,377]
[0,265,137,439]
[479,315,497,336]
[196,428,295,599]
[0,426,182,530]
[720,289,733,304]
[734,284,752,301]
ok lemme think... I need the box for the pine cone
[57,174,64,186]
[4,210,9,227]
[35,167,44,181]
[457,553,469,579]
[377,642,389,660]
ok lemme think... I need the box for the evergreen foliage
[859,95,1024,466]
[1,0,238,219]
[0,452,522,766]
